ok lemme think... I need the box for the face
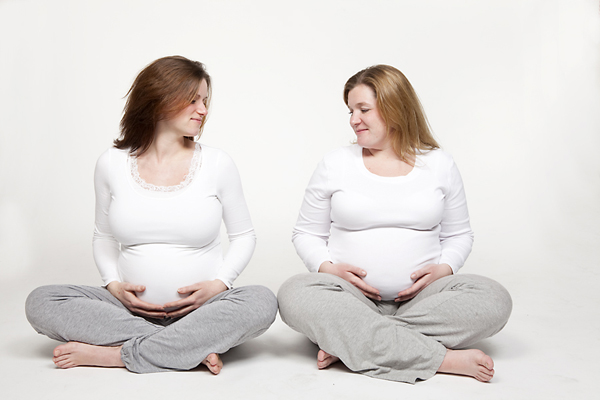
[347,84,389,151]
[159,79,209,137]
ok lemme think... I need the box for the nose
[350,112,360,126]
[195,102,207,116]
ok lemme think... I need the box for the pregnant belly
[118,244,221,305]
[329,227,440,300]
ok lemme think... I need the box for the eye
[191,100,197,104]
[361,109,370,113]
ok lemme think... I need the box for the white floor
[2,259,598,400]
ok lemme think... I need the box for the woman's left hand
[164,279,228,318]
[395,263,453,302]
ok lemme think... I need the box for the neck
[143,131,193,163]
[364,145,399,160]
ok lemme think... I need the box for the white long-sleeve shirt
[292,145,473,300]
[93,143,255,305]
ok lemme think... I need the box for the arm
[93,150,165,317]
[292,159,333,272]
[214,151,256,287]
[92,150,121,286]
[396,156,473,301]
[438,158,474,271]
[292,157,380,299]
[165,151,254,317]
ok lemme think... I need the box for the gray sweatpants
[25,284,278,373]
[277,273,512,383]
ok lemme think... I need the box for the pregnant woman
[278,65,512,383]
[25,56,277,374]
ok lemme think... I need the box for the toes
[53,353,76,369]
[476,368,494,382]
[54,343,77,357]
[206,363,221,375]
[317,354,339,369]
[479,354,494,370]
[202,354,222,375]
[54,358,73,369]
[53,354,70,364]
[317,350,327,362]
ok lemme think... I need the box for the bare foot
[52,342,125,369]
[438,349,495,382]
[317,349,340,369]
[202,353,223,375]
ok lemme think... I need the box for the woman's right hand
[106,281,167,319]
[319,261,381,301]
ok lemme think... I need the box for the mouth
[191,118,203,123]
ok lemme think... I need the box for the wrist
[318,261,333,273]
[213,279,228,292]
[440,263,453,276]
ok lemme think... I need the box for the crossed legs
[278,273,511,383]
[26,284,277,373]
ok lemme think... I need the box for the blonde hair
[343,65,439,164]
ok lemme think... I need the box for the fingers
[130,297,166,312]
[164,291,207,317]
[396,264,453,302]
[164,280,226,318]
[134,308,168,318]
[345,264,367,278]
[177,282,202,295]
[359,289,382,300]
[163,297,193,311]
[410,265,430,281]
[398,277,427,296]
[349,276,380,299]
[166,294,207,317]
[319,262,381,299]
[127,298,167,318]
[166,305,196,318]
[395,279,428,302]
[109,282,165,317]
[122,282,146,293]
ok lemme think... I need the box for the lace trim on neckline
[129,144,202,192]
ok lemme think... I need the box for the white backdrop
[1,0,599,299]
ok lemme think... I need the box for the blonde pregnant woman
[25,56,277,374]
[278,65,512,383]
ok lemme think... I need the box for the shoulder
[320,144,358,167]
[199,143,238,173]
[95,146,128,171]
[94,147,128,186]
[199,143,234,163]
[307,145,358,185]
[417,148,455,170]
[199,143,228,158]
[417,148,466,189]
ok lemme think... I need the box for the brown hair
[114,56,211,155]
[343,65,439,164]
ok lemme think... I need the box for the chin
[356,138,369,147]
